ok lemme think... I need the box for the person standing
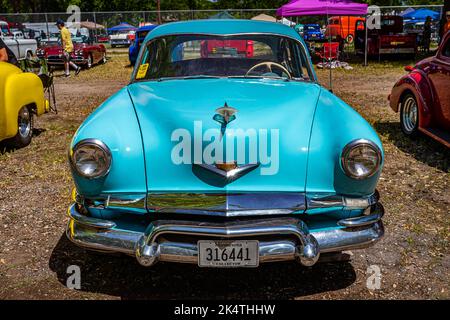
[423,16,432,54]
[444,12,450,35]
[0,38,18,65]
[56,18,81,77]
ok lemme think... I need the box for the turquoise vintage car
[67,20,384,268]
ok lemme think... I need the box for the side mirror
[404,65,414,72]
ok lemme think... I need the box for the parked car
[326,16,365,43]
[200,39,254,58]
[110,30,135,48]
[355,15,417,57]
[389,31,450,147]
[66,20,385,269]
[0,62,48,147]
[36,39,106,68]
[1,35,37,60]
[129,25,158,66]
[303,24,324,41]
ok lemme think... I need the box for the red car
[389,31,450,147]
[355,15,416,57]
[200,39,254,58]
[36,40,107,69]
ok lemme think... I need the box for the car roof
[137,25,159,32]
[144,19,303,42]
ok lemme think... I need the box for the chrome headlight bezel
[69,139,112,179]
[341,139,382,180]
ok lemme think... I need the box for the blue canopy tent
[108,23,137,33]
[402,8,440,22]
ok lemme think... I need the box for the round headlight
[70,139,111,179]
[341,140,382,179]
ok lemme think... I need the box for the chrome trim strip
[75,190,379,216]
[68,204,116,229]
[147,192,306,216]
[337,203,384,228]
[307,191,379,210]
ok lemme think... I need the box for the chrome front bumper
[66,203,384,267]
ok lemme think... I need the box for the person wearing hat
[56,18,81,77]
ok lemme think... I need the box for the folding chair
[318,42,340,62]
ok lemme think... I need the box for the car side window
[441,38,450,58]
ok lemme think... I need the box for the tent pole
[364,14,368,67]
[327,10,333,92]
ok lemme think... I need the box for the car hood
[128,78,321,193]
[43,43,85,54]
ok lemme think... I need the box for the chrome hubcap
[402,96,418,133]
[18,107,31,138]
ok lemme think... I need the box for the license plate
[198,240,259,268]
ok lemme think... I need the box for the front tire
[86,54,93,69]
[400,93,419,136]
[10,106,33,148]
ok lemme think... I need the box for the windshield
[135,34,312,82]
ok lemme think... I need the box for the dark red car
[200,39,254,58]
[389,31,450,147]
[36,39,107,69]
[355,15,416,57]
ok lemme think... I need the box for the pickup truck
[1,36,37,60]
[355,15,416,57]
[1,20,37,60]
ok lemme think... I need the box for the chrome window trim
[340,139,382,180]
[130,32,317,83]
[69,139,112,179]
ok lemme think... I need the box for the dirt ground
[0,52,448,300]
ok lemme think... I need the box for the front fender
[389,70,433,128]
[69,87,147,198]
[306,88,384,197]
[0,64,46,140]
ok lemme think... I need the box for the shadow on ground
[0,128,46,155]
[375,121,450,173]
[49,234,356,300]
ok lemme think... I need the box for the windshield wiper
[157,75,221,82]
[228,75,291,81]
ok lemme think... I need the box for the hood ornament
[214,102,237,126]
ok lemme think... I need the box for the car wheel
[10,106,33,148]
[101,52,107,64]
[26,50,33,60]
[400,93,419,136]
[345,34,354,44]
[86,54,93,69]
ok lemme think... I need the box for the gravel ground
[0,53,448,300]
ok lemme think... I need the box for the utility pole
[157,0,161,24]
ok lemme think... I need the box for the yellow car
[0,62,49,148]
